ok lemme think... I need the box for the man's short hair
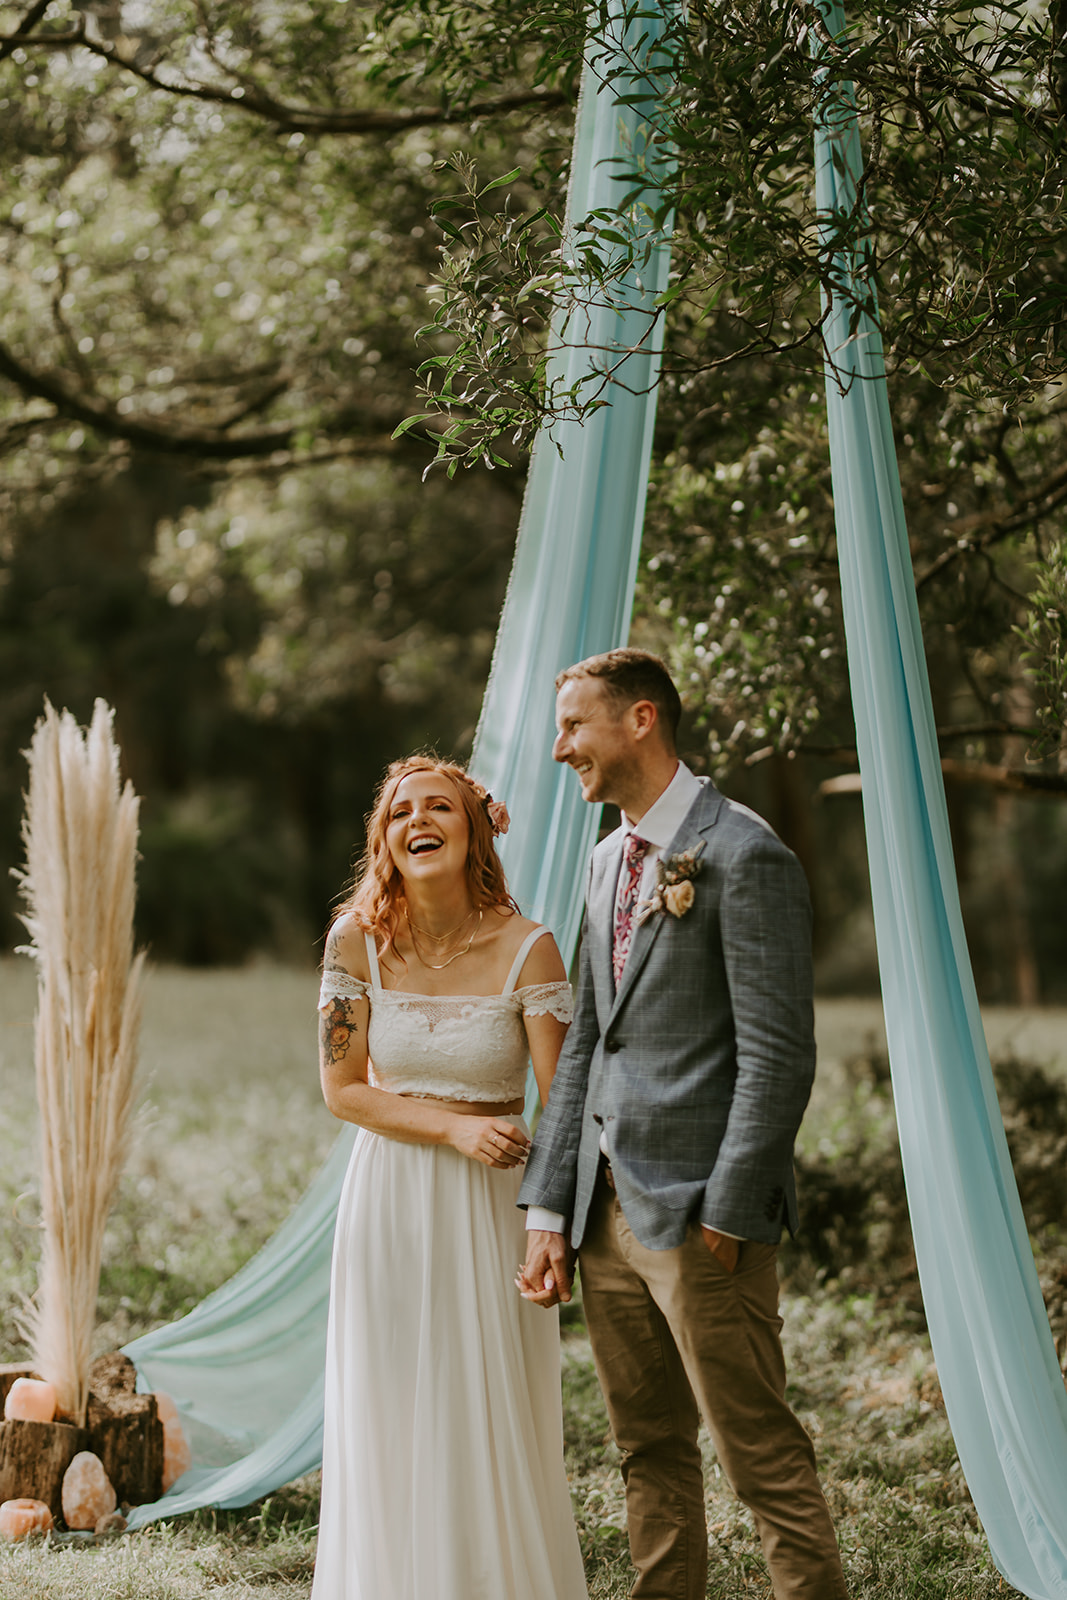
[556,649,682,748]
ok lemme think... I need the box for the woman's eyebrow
[390,792,454,814]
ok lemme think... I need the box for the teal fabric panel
[472,0,674,962]
[815,7,1067,1595]
[123,1127,355,1525]
[122,0,672,1524]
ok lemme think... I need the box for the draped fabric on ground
[122,0,673,1524]
[815,7,1067,1596]
[123,1128,355,1526]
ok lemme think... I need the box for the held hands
[701,1226,740,1273]
[451,1116,530,1170]
[516,1229,574,1309]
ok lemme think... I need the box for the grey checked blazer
[519,780,816,1250]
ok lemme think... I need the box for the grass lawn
[3,958,1064,1597]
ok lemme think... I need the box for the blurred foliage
[1017,537,1067,761]
[0,453,521,957]
[2,0,1067,967]
[784,1042,1067,1372]
[0,0,569,954]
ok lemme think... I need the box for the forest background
[2,0,1067,994]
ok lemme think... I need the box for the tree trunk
[85,1392,164,1506]
[0,1419,88,1519]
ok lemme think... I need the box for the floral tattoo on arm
[320,924,365,1067]
[320,995,359,1066]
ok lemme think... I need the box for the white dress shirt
[528,762,741,1238]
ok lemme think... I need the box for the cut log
[86,1392,163,1506]
[0,1419,88,1520]
[0,1365,42,1414]
[87,1353,138,1402]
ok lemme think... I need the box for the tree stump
[88,1352,138,1402]
[0,1355,163,1513]
[0,1420,88,1520]
[86,1391,164,1506]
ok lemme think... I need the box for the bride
[312,754,589,1600]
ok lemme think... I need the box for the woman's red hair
[333,756,518,953]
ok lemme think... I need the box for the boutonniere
[637,842,705,922]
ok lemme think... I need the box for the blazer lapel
[610,899,665,1016]
[609,782,725,1017]
[592,830,625,1022]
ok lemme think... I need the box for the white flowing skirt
[311,1125,589,1600]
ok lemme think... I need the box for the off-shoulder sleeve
[317,971,372,1012]
[517,981,574,1024]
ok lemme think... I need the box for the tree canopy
[1,0,1066,980]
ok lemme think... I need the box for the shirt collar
[621,761,702,852]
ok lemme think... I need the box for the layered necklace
[405,905,482,970]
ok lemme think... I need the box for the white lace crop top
[316,925,573,1102]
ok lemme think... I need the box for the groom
[518,649,848,1600]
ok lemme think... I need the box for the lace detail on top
[316,977,573,1102]
[513,982,573,1023]
[317,971,371,1006]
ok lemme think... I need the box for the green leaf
[478,167,523,196]
[391,414,433,439]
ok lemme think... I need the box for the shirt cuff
[525,1206,567,1233]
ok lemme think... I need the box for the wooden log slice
[86,1391,164,1506]
[0,1419,88,1519]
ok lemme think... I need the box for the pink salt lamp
[0,1498,54,1540]
[61,1451,117,1531]
[3,1377,57,1423]
[153,1391,193,1490]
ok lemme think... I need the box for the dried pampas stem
[14,699,144,1426]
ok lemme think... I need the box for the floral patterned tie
[612,832,649,987]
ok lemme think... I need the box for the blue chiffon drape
[815,6,1067,1595]
[123,0,673,1526]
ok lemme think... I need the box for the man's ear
[629,699,659,742]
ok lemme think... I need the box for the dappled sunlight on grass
[0,1477,320,1598]
[0,965,1054,1595]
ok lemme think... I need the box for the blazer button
[604,1037,622,1053]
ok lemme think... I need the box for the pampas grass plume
[14,699,144,1425]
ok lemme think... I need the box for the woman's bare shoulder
[323,911,372,983]
[488,908,566,985]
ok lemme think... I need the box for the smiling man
[518,649,848,1600]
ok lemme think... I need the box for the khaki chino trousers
[578,1164,848,1600]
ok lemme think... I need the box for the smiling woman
[337,756,520,970]
[309,754,588,1600]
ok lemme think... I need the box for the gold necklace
[405,905,477,943]
[406,908,483,969]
